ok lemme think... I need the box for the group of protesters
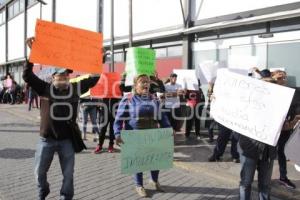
[0,74,24,104]
[22,36,300,200]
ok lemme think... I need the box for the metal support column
[110,0,114,72]
[181,0,193,69]
[24,0,28,58]
[52,0,56,22]
[128,0,133,47]
[96,0,103,33]
[5,4,8,74]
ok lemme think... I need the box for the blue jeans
[34,137,75,200]
[82,106,100,134]
[134,170,159,187]
[239,152,274,200]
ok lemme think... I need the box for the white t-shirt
[164,83,182,109]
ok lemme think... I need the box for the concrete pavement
[0,104,289,199]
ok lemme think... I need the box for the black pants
[277,131,292,179]
[213,124,239,159]
[167,107,182,132]
[185,105,203,137]
[98,98,120,147]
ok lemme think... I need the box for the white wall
[8,13,24,60]
[103,0,183,40]
[56,0,98,32]
[0,24,5,63]
[192,0,300,22]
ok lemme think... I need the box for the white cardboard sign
[173,69,199,90]
[211,69,295,146]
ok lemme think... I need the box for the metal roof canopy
[193,1,300,26]
[105,11,300,50]
[184,8,300,35]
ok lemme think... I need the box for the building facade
[0,0,300,87]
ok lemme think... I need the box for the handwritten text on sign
[30,19,103,74]
[125,47,156,86]
[121,128,174,174]
[211,69,295,146]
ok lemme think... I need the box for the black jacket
[23,61,100,140]
[239,135,277,161]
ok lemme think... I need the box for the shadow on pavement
[174,133,235,163]
[0,148,35,159]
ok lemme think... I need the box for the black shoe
[232,158,240,163]
[208,137,214,143]
[279,178,296,189]
[208,155,221,162]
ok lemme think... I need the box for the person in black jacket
[23,37,101,200]
[273,70,300,189]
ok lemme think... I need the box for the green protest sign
[125,48,156,85]
[121,128,174,174]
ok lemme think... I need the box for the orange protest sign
[91,72,122,98]
[30,19,103,74]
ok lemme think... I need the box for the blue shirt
[113,94,171,137]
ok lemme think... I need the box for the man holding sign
[114,74,172,198]
[23,20,105,200]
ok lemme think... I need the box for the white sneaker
[135,186,147,197]
[149,180,165,192]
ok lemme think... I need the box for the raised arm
[77,75,100,95]
[22,60,48,96]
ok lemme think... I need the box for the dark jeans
[34,138,75,200]
[98,98,119,146]
[208,120,218,139]
[239,150,274,200]
[98,110,115,146]
[28,90,39,110]
[277,131,292,179]
[82,106,100,135]
[167,107,182,131]
[212,124,239,159]
[185,105,203,137]
[134,170,159,187]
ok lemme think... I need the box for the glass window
[28,0,37,7]
[8,4,14,19]
[114,52,124,62]
[20,0,25,11]
[268,41,300,87]
[1,11,4,24]
[13,0,20,16]
[0,11,2,24]
[167,46,182,57]
[155,48,167,58]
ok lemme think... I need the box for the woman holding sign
[113,74,171,197]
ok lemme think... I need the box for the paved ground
[0,104,296,200]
